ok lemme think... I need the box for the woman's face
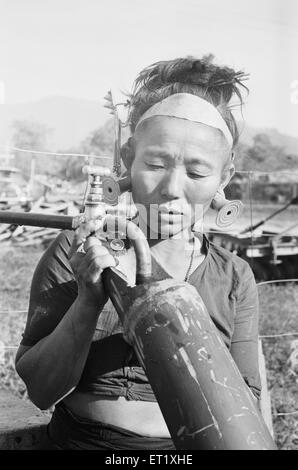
[130,116,232,238]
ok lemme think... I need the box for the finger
[76,220,100,241]
[70,245,105,275]
[69,222,102,259]
[77,253,117,278]
[85,248,120,271]
[84,242,112,260]
[84,236,103,252]
[82,260,103,285]
[85,253,118,273]
[93,254,118,270]
[68,251,85,273]
[76,254,118,286]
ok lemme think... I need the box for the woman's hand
[69,221,117,307]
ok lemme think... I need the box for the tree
[11,119,53,179]
[247,134,273,164]
[82,119,115,157]
[235,133,295,172]
[62,118,131,181]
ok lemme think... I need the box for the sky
[0,0,298,137]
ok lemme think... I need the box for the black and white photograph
[0,0,297,453]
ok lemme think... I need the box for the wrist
[76,288,106,311]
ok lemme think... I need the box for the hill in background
[240,125,298,158]
[0,96,108,150]
[1,95,298,164]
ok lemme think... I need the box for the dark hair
[128,55,249,149]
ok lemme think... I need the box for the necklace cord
[184,237,196,282]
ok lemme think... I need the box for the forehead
[134,116,230,158]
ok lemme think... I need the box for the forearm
[230,338,261,404]
[16,294,104,409]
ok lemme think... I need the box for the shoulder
[206,241,258,310]
[207,238,253,272]
[206,237,255,288]
[32,229,75,287]
[45,229,74,255]
[22,230,77,347]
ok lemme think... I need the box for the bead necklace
[184,236,196,282]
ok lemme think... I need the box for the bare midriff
[62,391,171,437]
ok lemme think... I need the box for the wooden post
[27,154,36,198]
[258,339,274,438]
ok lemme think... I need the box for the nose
[160,168,184,200]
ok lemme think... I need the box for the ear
[220,163,235,191]
[120,137,135,171]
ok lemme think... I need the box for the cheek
[131,160,165,197]
[131,165,158,203]
[186,177,221,206]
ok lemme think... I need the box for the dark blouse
[20,230,261,400]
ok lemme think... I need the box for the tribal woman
[15,55,261,450]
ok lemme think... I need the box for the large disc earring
[211,189,243,228]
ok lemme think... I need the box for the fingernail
[78,244,85,253]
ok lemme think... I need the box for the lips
[159,211,183,218]
[162,210,183,216]
[158,206,185,215]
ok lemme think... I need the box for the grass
[0,246,41,403]
[0,244,297,449]
[258,284,298,450]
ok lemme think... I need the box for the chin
[150,224,190,240]
[137,211,193,239]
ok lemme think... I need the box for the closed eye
[187,172,209,179]
[145,162,165,170]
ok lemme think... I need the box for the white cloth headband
[135,93,233,147]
